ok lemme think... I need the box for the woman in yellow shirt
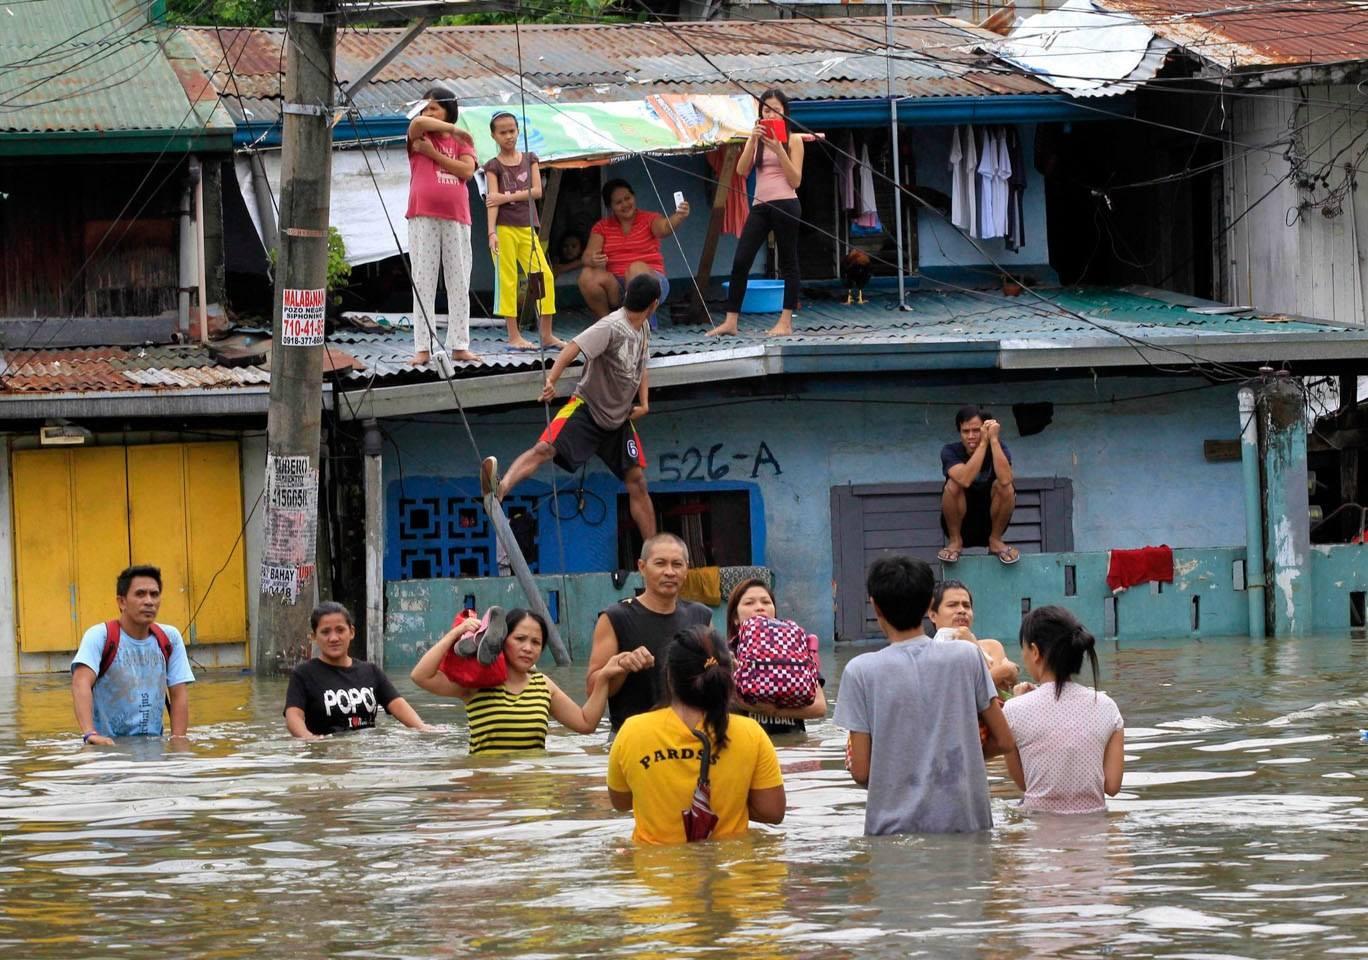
[607,626,786,843]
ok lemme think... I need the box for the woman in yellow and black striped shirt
[412,608,654,754]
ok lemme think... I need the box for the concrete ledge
[384,573,729,671]
[948,548,1250,643]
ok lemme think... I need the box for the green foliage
[438,0,642,26]
[326,227,352,303]
[165,0,277,27]
[265,227,351,304]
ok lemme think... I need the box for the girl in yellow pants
[484,112,566,350]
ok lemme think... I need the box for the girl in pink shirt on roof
[707,88,805,339]
[405,86,479,367]
[1003,606,1125,815]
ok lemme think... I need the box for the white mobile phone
[673,191,685,210]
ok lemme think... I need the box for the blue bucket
[722,279,785,314]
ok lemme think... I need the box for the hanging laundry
[948,125,978,235]
[854,141,882,232]
[991,127,1011,240]
[838,131,857,211]
[976,127,998,238]
[706,146,748,238]
[1005,127,1027,251]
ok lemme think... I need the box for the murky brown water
[1,634,1365,958]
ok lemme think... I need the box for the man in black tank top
[586,533,713,732]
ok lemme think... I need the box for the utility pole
[257,0,337,674]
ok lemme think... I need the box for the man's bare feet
[706,320,738,337]
[508,337,536,350]
[451,349,480,363]
[542,337,568,350]
[765,321,793,336]
[410,351,431,366]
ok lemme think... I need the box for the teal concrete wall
[383,374,1247,637]
[1310,544,1368,634]
[950,548,1251,643]
[383,545,1368,664]
[384,572,729,670]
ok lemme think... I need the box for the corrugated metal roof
[1092,0,1368,68]
[0,345,269,393]
[330,284,1368,392]
[183,17,1055,123]
[0,0,234,138]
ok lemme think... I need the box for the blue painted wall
[381,373,1246,639]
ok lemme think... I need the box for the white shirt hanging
[976,128,998,238]
[949,126,978,236]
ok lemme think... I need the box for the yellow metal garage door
[11,442,247,653]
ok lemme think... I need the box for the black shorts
[942,481,993,548]
[539,396,646,480]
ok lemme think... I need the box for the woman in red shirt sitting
[579,178,689,325]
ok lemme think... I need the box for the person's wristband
[81,730,98,743]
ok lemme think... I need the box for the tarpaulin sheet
[237,95,756,265]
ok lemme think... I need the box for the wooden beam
[342,17,429,105]
[689,142,740,325]
[537,167,563,249]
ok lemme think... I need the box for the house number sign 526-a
[656,442,783,482]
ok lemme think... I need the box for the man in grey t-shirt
[834,557,1024,835]
[486,273,660,540]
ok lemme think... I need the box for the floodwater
[1,635,1365,959]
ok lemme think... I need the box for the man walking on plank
[483,273,659,541]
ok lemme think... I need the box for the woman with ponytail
[1004,606,1125,814]
[607,626,786,843]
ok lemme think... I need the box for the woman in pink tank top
[707,88,805,338]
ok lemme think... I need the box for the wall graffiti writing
[656,441,782,482]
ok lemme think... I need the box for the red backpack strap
[147,623,174,668]
[98,620,121,680]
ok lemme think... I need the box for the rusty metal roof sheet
[182,17,1053,121]
[0,0,235,139]
[0,345,270,393]
[1092,0,1368,67]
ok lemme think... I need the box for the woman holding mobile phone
[707,88,804,338]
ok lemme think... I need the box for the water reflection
[0,635,1365,957]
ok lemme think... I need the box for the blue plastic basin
[722,279,785,314]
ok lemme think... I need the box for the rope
[512,10,573,628]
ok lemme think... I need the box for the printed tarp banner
[235,95,756,265]
[453,94,757,166]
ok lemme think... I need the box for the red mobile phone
[760,117,788,143]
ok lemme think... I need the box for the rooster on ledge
[843,248,872,305]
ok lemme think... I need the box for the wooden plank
[184,442,248,644]
[863,528,948,550]
[688,143,740,324]
[13,450,79,652]
[536,167,563,249]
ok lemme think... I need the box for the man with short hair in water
[586,533,713,734]
[70,565,194,746]
[483,272,659,541]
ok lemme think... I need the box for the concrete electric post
[256,0,337,674]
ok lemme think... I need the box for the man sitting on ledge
[939,404,1018,565]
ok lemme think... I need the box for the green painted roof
[0,0,233,154]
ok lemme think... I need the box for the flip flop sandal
[937,548,961,564]
[997,547,1021,565]
[480,456,500,499]
[454,608,483,658]
[476,605,507,665]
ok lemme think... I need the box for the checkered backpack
[731,617,820,709]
